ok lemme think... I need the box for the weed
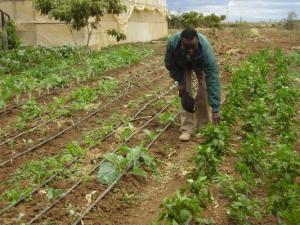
[71,86,97,111]
[159,112,175,125]
[66,141,85,158]
[0,187,32,204]
[97,78,118,96]
[15,98,42,129]
[143,129,158,141]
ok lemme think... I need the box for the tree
[33,0,127,46]
[0,9,9,50]
[181,11,203,28]
[284,11,298,30]
[6,20,21,49]
[167,12,226,29]
[168,14,183,29]
[203,13,226,29]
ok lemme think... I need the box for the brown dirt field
[0,63,170,194]
[0,28,299,225]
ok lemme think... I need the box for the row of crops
[0,41,181,224]
[0,85,177,211]
[0,45,153,109]
[0,41,299,224]
[0,44,155,149]
[155,49,300,225]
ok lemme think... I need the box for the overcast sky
[167,0,300,22]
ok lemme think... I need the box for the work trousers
[180,70,210,134]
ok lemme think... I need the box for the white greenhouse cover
[0,0,168,48]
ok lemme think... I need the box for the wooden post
[1,10,9,50]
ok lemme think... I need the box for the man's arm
[164,41,184,86]
[201,36,221,113]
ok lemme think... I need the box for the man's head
[180,28,199,57]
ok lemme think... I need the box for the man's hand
[212,112,220,124]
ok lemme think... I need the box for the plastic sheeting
[0,0,168,48]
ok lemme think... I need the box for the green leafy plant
[159,112,175,125]
[7,143,77,188]
[15,98,42,129]
[0,187,32,204]
[267,183,300,217]
[0,141,87,206]
[66,141,85,158]
[43,218,56,225]
[97,78,118,96]
[143,129,158,141]
[236,134,267,174]
[83,121,114,148]
[6,20,21,49]
[242,98,270,134]
[198,123,229,156]
[195,145,220,179]
[188,176,213,207]
[154,99,165,109]
[47,96,70,118]
[97,145,154,184]
[159,191,202,225]
[227,194,262,225]
[218,175,252,200]
[71,86,97,111]
[278,208,300,225]
[117,123,134,141]
[267,144,300,185]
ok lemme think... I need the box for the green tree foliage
[284,11,298,30]
[6,20,20,49]
[33,0,126,46]
[203,14,226,28]
[168,12,226,29]
[181,11,203,28]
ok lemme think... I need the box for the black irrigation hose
[28,102,175,224]
[0,114,61,146]
[0,63,163,145]
[0,58,158,116]
[0,159,77,215]
[72,112,180,225]
[0,70,165,167]
[0,89,66,115]
[0,84,176,216]
[72,86,202,225]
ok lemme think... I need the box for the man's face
[181,37,199,58]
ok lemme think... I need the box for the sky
[167,0,300,22]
